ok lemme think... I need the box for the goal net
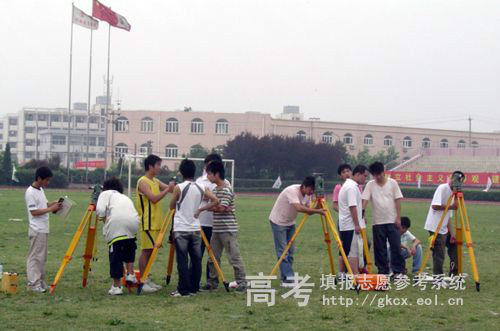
[122,154,235,197]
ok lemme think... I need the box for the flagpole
[85,28,94,184]
[103,23,111,181]
[66,3,74,182]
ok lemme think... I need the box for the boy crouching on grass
[25,166,63,293]
[96,177,140,295]
[199,160,248,293]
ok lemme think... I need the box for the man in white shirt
[423,172,460,275]
[96,177,140,295]
[362,162,405,275]
[338,165,369,275]
[195,153,225,283]
[269,176,325,286]
[25,167,62,293]
[169,159,218,297]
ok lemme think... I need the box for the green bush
[13,168,68,188]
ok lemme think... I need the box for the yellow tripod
[137,210,229,294]
[270,196,371,288]
[418,190,480,292]
[50,186,101,293]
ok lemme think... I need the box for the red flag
[92,0,131,31]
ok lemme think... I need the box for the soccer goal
[122,154,235,197]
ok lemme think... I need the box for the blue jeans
[270,221,295,282]
[389,244,422,274]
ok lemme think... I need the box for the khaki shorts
[140,230,160,250]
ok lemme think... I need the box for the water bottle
[0,264,3,279]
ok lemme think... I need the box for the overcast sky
[1,0,499,132]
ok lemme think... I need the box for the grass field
[0,188,499,331]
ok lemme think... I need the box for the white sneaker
[228,281,238,289]
[146,278,162,290]
[280,282,296,288]
[126,274,137,284]
[141,282,158,293]
[30,286,47,293]
[108,285,123,295]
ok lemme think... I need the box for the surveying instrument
[269,174,371,288]
[50,185,102,293]
[418,171,480,292]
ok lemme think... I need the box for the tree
[347,146,400,170]
[1,143,13,184]
[188,144,210,158]
[223,133,348,179]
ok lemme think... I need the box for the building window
[457,140,466,148]
[115,116,129,132]
[191,118,204,133]
[403,136,412,148]
[9,142,17,149]
[0,134,2,140]
[98,137,105,146]
[383,135,393,146]
[38,114,47,121]
[215,119,229,134]
[422,138,431,148]
[25,151,34,159]
[139,143,151,155]
[89,116,98,124]
[87,136,97,146]
[0,123,3,129]
[9,118,18,126]
[165,118,179,133]
[343,133,353,145]
[114,143,128,158]
[440,139,448,148]
[25,139,35,146]
[76,116,86,123]
[141,117,154,132]
[296,130,307,140]
[51,115,61,123]
[53,135,66,145]
[165,144,178,158]
[364,134,373,145]
[322,132,333,144]
[25,127,35,133]
[25,113,35,121]
[9,130,17,137]
[471,141,479,148]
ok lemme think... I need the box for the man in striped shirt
[197,160,247,292]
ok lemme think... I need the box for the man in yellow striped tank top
[136,155,175,293]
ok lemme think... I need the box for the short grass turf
[0,188,499,331]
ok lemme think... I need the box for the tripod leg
[82,214,98,287]
[360,228,372,274]
[200,227,229,292]
[418,194,454,274]
[50,205,95,293]
[458,196,480,291]
[320,216,336,275]
[270,213,310,278]
[137,209,174,294]
[455,206,463,274]
[165,238,176,285]
[321,205,358,287]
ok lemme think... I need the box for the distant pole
[103,24,111,181]
[468,116,472,147]
[85,28,94,184]
[66,4,74,181]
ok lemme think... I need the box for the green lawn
[0,188,499,331]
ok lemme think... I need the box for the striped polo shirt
[212,184,238,233]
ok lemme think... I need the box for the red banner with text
[74,160,105,169]
[386,171,500,186]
